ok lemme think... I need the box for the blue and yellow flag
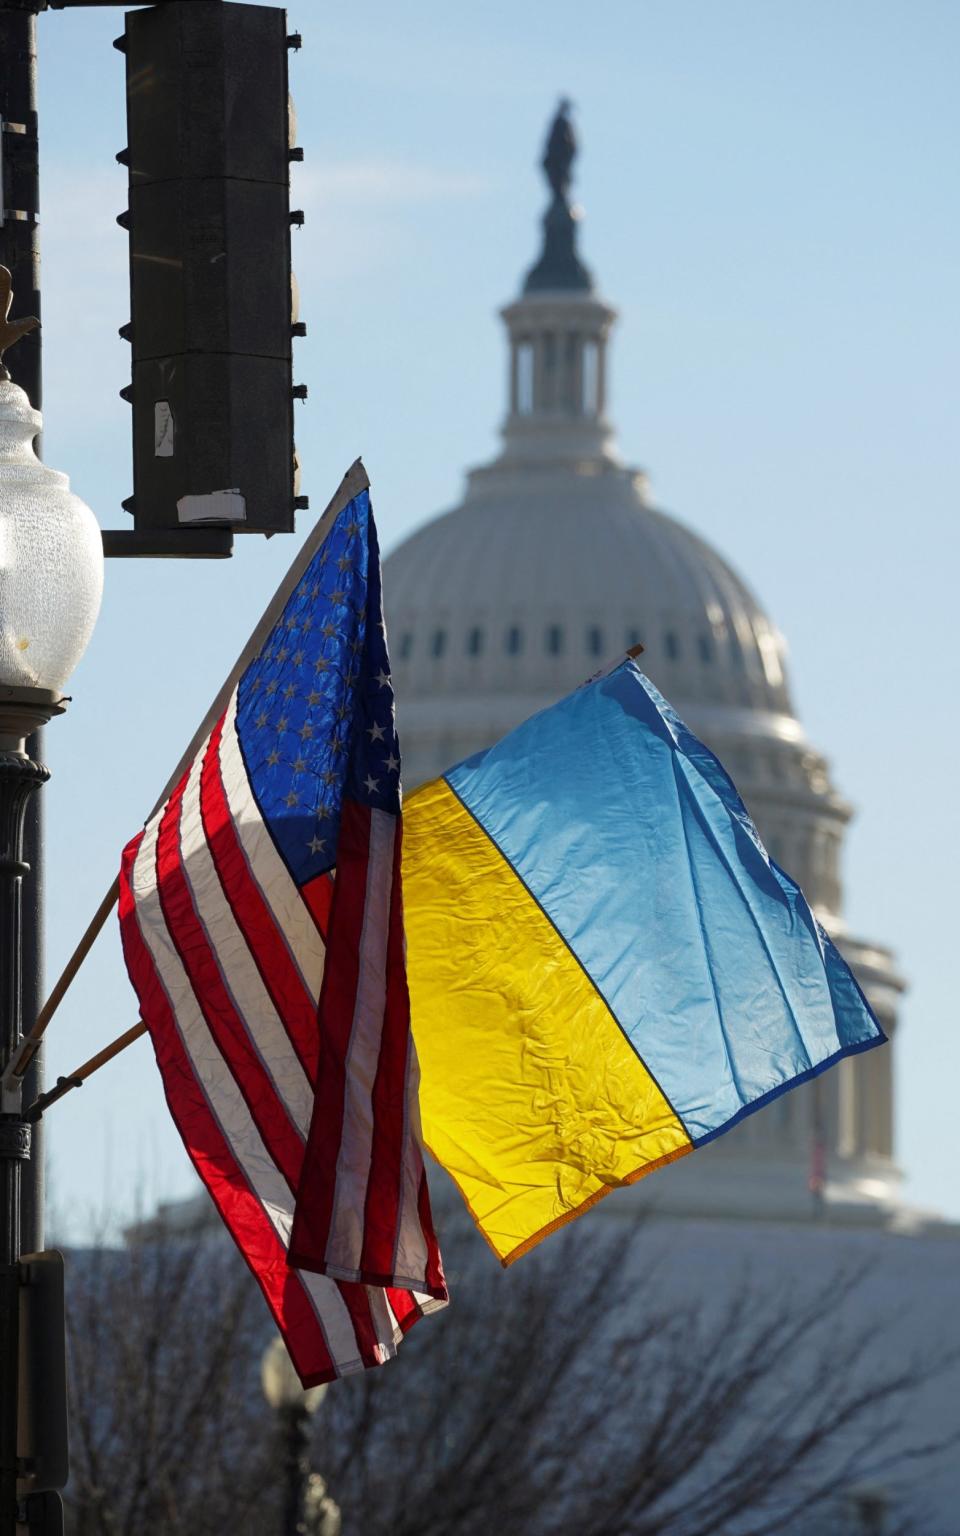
[402,660,883,1264]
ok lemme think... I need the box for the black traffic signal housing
[110,2,307,557]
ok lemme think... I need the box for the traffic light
[110,1,307,557]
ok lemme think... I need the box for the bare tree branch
[63,1209,955,1536]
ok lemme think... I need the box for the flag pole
[3,459,370,1085]
[9,877,122,1083]
[24,1021,148,1122]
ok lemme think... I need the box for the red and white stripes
[288,800,445,1296]
[119,690,446,1387]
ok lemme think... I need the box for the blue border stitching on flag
[691,1031,886,1149]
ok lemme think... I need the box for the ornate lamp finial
[524,101,593,294]
[0,268,38,383]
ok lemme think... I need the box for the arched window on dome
[466,626,484,657]
[582,340,599,415]
[398,632,413,661]
[516,342,534,415]
[664,630,680,661]
[543,332,557,410]
[698,634,714,664]
[546,624,564,656]
[430,629,447,659]
[563,332,579,412]
[626,627,644,652]
[505,625,523,655]
[755,621,784,689]
[587,625,604,657]
[729,632,747,671]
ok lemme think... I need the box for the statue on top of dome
[543,98,576,203]
[524,100,594,295]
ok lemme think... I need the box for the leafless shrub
[64,1226,276,1536]
[63,1206,955,1536]
[320,1217,955,1536]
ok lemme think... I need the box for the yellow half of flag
[402,775,691,1265]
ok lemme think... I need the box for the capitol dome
[387,474,794,745]
[386,104,905,1226]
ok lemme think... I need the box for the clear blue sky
[33,0,959,1235]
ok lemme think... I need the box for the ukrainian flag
[402,660,884,1265]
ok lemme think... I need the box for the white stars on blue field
[235,489,401,887]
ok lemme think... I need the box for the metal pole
[0,743,46,1536]
[0,5,41,394]
[0,13,43,1532]
[0,4,44,1263]
[282,1406,310,1536]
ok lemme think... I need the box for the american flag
[119,468,447,1386]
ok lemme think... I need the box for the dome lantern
[498,103,618,469]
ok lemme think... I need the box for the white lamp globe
[0,379,102,701]
[261,1334,328,1414]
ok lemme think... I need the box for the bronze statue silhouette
[524,100,593,294]
[543,98,576,204]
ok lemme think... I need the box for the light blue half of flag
[441,659,885,1146]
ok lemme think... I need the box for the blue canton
[234,489,401,887]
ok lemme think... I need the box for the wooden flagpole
[6,459,370,1082]
[10,877,123,1082]
[25,1021,148,1122]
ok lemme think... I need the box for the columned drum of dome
[385,103,905,1225]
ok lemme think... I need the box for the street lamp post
[0,286,102,1536]
[0,4,46,1267]
[261,1336,340,1536]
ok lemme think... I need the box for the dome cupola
[498,101,618,469]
